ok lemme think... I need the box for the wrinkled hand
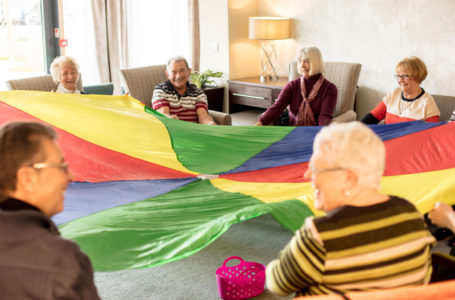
[428,202,455,232]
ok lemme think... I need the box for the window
[126,0,191,68]
[0,0,193,90]
[0,0,46,90]
[61,0,99,85]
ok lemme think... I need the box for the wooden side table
[204,86,224,112]
[228,77,288,113]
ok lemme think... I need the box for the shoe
[432,228,454,241]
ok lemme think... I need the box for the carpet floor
[95,213,294,300]
[94,213,454,299]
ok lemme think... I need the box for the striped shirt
[371,87,440,124]
[266,196,435,297]
[151,80,208,123]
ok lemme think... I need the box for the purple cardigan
[259,74,338,126]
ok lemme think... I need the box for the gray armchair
[6,74,83,92]
[289,61,362,122]
[120,65,231,125]
[6,75,113,95]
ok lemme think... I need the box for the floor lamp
[249,17,290,82]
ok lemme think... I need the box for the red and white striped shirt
[152,80,208,123]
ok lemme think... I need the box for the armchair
[289,61,362,122]
[6,75,113,95]
[6,74,83,92]
[119,65,231,125]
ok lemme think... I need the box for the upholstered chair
[6,74,83,92]
[119,65,231,125]
[289,61,362,122]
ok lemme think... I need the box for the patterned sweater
[151,80,208,123]
[266,196,435,297]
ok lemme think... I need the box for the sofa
[355,90,455,122]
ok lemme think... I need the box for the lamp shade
[249,17,290,40]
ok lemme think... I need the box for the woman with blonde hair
[256,46,338,126]
[266,122,435,297]
[362,56,440,124]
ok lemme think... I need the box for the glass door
[0,0,46,90]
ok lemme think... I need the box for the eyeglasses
[394,74,410,80]
[30,162,69,173]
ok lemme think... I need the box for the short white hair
[167,56,190,70]
[313,122,385,189]
[297,46,324,76]
[50,56,80,83]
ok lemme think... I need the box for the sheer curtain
[62,0,100,85]
[91,0,199,94]
[126,0,199,70]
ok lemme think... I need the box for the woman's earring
[343,189,351,198]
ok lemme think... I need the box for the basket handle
[222,256,244,267]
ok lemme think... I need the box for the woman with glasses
[255,46,338,126]
[362,56,440,124]
[266,122,435,297]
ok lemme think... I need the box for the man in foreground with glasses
[361,56,440,124]
[0,121,100,299]
[266,122,435,297]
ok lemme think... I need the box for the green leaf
[190,69,224,89]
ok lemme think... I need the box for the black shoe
[432,228,454,241]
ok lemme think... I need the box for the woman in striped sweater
[266,122,435,297]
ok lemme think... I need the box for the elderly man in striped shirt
[152,56,216,125]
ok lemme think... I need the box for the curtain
[92,0,128,95]
[92,0,199,92]
[189,0,200,71]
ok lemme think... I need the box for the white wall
[227,0,259,79]
[254,0,455,118]
[199,0,230,76]
[199,0,260,111]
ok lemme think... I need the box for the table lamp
[249,17,290,82]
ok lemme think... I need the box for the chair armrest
[208,110,232,126]
[332,110,357,123]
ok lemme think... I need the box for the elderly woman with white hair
[255,46,338,126]
[266,122,435,297]
[50,56,86,94]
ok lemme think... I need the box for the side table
[228,77,288,113]
[204,86,224,112]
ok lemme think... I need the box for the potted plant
[190,70,223,89]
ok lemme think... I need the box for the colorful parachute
[1,91,454,271]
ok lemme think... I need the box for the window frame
[41,0,60,74]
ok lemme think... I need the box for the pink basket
[216,256,266,300]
